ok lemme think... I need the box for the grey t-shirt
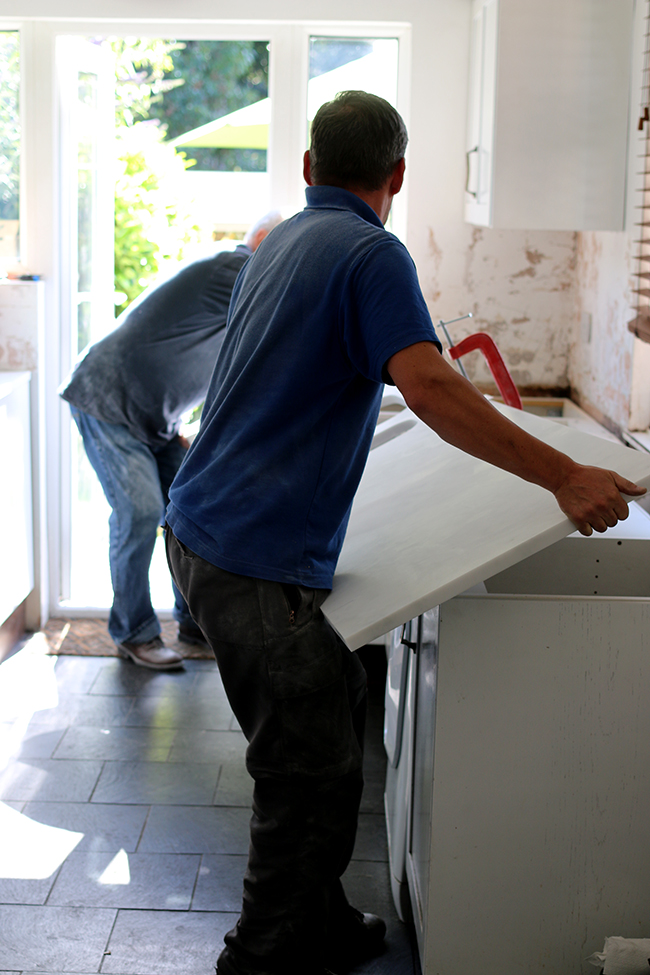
[61,245,251,446]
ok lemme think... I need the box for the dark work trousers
[165,528,368,973]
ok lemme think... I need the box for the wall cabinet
[465,0,633,230]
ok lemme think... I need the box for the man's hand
[552,466,646,536]
[386,341,647,536]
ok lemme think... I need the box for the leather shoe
[117,636,184,671]
[326,906,386,971]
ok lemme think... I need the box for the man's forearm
[386,341,646,535]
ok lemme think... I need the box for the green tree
[147,40,269,172]
[110,37,200,315]
[114,122,199,316]
[111,37,274,313]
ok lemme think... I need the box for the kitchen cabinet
[0,372,33,628]
[465,0,633,230]
[404,512,650,974]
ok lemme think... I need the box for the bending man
[60,212,282,670]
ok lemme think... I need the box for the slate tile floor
[0,638,419,975]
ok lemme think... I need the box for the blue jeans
[70,406,195,645]
[165,528,368,972]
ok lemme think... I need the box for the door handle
[466,146,478,197]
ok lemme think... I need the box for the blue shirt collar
[305,185,385,229]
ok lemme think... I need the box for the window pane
[308,37,399,123]
[0,30,20,264]
[307,37,400,230]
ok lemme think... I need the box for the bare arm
[386,342,646,536]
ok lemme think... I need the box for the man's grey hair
[309,90,408,192]
[244,210,284,247]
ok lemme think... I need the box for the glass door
[57,34,272,614]
[58,36,116,608]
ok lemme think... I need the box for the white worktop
[324,403,650,649]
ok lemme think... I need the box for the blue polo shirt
[166,186,440,588]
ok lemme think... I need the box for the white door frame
[11,16,411,622]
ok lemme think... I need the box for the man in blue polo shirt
[166,92,645,975]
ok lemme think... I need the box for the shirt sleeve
[340,235,442,384]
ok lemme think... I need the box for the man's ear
[390,157,406,196]
[303,149,313,186]
[250,228,268,252]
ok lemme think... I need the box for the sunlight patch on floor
[0,802,84,879]
[98,848,131,885]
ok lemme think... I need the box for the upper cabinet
[465,0,634,230]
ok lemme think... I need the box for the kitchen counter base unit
[402,528,650,974]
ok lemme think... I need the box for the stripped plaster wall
[567,0,650,433]
[570,232,637,430]
[570,231,650,432]
[0,282,41,372]
[416,223,578,393]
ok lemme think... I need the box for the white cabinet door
[464,0,633,230]
[465,0,497,226]
[0,372,33,627]
[416,592,650,975]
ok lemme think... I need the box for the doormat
[42,618,214,660]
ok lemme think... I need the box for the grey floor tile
[89,661,199,697]
[0,724,65,760]
[213,762,253,806]
[0,759,103,802]
[0,870,59,905]
[191,854,247,911]
[22,802,150,853]
[123,692,233,730]
[191,669,226,691]
[342,859,398,922]
[54,655,112,693]
[360,763,387,815]
[24,693,136,730]
[102,909,237,974]
[92,761,219,805]
[53,725,176,762]
[348,917,417,975]
[168,729,247,764]
[352,814,389,862]
[49,850,201,910]
[0,799,25,811]
[138,804,250,854]
[0,904,115,970]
